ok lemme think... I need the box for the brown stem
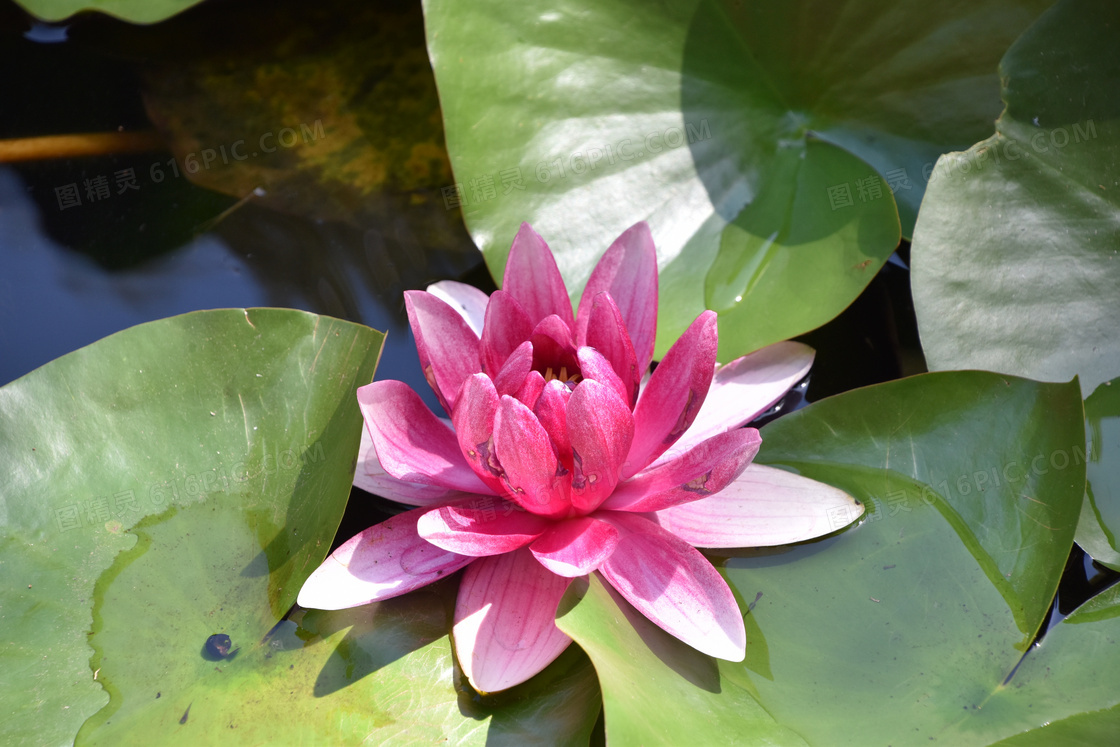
[0,131,166,163]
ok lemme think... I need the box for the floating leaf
[0,309,383,745]
[912,0,1120,397]
[80,581,601,745]
[424,0,1050,359]
[556,575,805,746]
[739,371,1092,743]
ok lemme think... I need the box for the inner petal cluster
[455,341,635,520]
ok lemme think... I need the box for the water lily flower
[298,222,862,693]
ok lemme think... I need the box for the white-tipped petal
[598,512,745,661]
[655,463,863,548]
[453,549,572,693]
[667,341,814,457]
[427,280,489,336]
[354,426,461,505]
[297,507,473,610]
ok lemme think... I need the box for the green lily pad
[739,371,1088,743]
[557,371,1090,743]
[424,0,1050,360]
[0,309,383,745]
[974,579,1120,744]
[912,0,1120,397]
[556,575,806,746]
[14,0,204,24]
[1075,378,1120,571]
[80,576,601,745]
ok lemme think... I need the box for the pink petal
[534,380,573,469]
[530,516,620,577]
[576,222,658,374]
[566,379,634,514]
[480,290,533,377]
[426,280,489,337]
[576,346,630,409]
[454,549,573,693]
[494,395,571,518]
[503,223,576,330]
[669,342,815,456]
[515,370,546,410]
[296,506,474,610]
[358,380,491,493]
[654,464,864,547]
[602,428,761,512]
[354,426,461,506]
[624,311,718,478]
[451,374,506,495]
[404,290,481,412]
[493,340,534,397]
[582,292,640,406]
[598,512,745,661]
[417,503,549,556]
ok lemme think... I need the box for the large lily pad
[911,0,1120,397]
[80,579,601,745]
[0,309,382,745]
[424,0,1050,360]
[558,371,1090,744]
[556,575,806,746]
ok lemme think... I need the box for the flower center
[541,366,581,388]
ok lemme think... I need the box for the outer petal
[668,341,815,456]
[480,290,533,377]
[503,223,576,330]
[530,516,621,577]
[358,380,491,493]
[653,464,864,547]
[566,379,634,514]
[575,221,658,374]
[515,370,546,410]
[426,280,489,337]
[354,425,460,506]
[597,512,745,661]
[602,428,761,513]
[582,293,640,406]
[404,290,481,412]
[417,504,550,556]
[494,394,570,518]
[296,505,474,610]
[624,311,718,478]
[454,549,573,693]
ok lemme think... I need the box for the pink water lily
[298,222,862,693]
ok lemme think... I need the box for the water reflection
[0,165,487,416]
